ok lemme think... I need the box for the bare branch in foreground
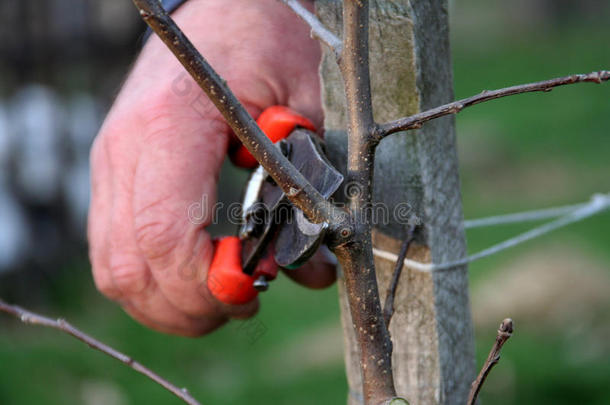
[279,0,342,58]
[377,70,610,139]
[0,299,202,405]
[467,318,514,405]
[382,225,416,329]
[133,0,341,225]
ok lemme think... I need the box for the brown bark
[318,1,476,404]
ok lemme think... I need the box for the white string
[373,193,610,273]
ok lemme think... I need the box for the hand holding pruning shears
[88,0,336,337]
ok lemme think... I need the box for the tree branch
[279,0,342,58]
[467,318,514,405]
[376,70,610,139]
[132,0,341,225]
[0,298,202,405]
[382,225,416,329]
[331,1,398,404]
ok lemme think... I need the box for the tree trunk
[316,1,476,404]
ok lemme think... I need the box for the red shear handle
[230,105,316,169]
[207,237,258,305]
[210,106,315,305]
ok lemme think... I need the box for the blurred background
[0,0,608,404]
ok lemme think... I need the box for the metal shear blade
[239,129,343,273]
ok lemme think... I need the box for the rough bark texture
[316,1,476,404]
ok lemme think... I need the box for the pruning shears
[207,106,344,305]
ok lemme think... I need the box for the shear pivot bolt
[253,276,270,292]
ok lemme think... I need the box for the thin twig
[0,299,201,405]
[376,70,610,139]
[467,318,514,405]
[382,225,416,328]
[279,0,342,58]
[133,0,341,225]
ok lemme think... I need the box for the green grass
[455,19,610,405]
[0,267,347,405]
[1,11,609,405]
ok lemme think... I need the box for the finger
[98,108,258,330]
[282,246,337,289]
[88,134,121,300]
[100,118,225,334]
[132,106,258,319]
[121,280,227,337]
[99,116,158,302]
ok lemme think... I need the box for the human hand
[88,0,335,337]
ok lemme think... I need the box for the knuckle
[89,244,120,300]
[134,217,180,261]
[92,270,121,300]
[109,261,150,297]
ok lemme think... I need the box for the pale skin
[88,0,334,337]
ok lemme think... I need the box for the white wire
[373,193,610,273]
[463,202,587,229]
